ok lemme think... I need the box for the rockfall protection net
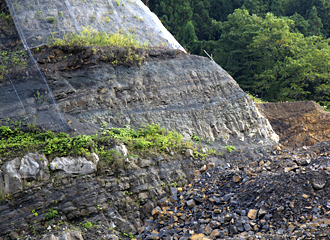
[0,0,181,131]
[0,0,70,131]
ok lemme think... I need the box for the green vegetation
[0,123,217,173]
[44,209,59,220]
[100,124,183,153]
[50,27,149,49]
[247,94,267,104]
[122,231,135,239]
[47,17,57,24]
[224,145,236,153]
[149,0,330,108]
[191,134,201,142]
[81,221,93,229]
[0,50,27,84]
[31,210,38,217]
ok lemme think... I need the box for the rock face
[50,156,97,178]
[257,101,330,147]
[1,153,50,195]
[0,151,210,238]
[3,158,22,195]
[18,153,49,181]
[32,47,278,144]
[3,0,183,50]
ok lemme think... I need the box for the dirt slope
[257,101,330,147]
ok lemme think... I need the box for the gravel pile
[137,142,330,240]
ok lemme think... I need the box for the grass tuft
[50,27,149,49]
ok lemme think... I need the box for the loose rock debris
[137,142,330,239]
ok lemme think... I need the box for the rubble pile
[137,143,330,240]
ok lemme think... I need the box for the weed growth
[50,27,149,49]
[44,209,59,220]
[224,145,236,153]
[247,93,267,103]
[0,50,27,84]
[0,123,219,173]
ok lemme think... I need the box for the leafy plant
[44,209,58,220]
[47,17,57,24]
[224,145,236,153]
[191,134,201,142]
[82,221,93,229]
[170,182,178,187]
[31,210,38,217]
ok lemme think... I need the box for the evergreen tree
[289,13,309,36]
[307,6,323,36]
[182,21,198,45]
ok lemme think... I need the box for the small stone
[9,232,19,240]
[210,229,221,237]
[207,163,215,169]
[224,213,232,222]
[244,223,251,231]
[284,167,291,173]
[288,225,296,234]
[214,209,221,214]
[312,181,326,190]
[204,226,213,235]
[248,209,258,220]
[302,194,309,199]
[190,233,206,240]
[233,175,242,183]
[107,234,119,240]
[199,165,207,173]
[185,149,194,157]
[289,202,294,208]
[187,199,195,208]
[229,225,238,234]
[258,208,267,218]
[152,206,161,217]
[194,170,201,176]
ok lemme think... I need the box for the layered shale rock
[30,46,278,145]
[0,150,210,239]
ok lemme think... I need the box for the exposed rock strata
[257,101,330,147]
[0,151,210,238]
[32,47,278,145]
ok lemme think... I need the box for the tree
[307,6,323,36]
[182,21,198,45]
[150,0,193,41]
[289,13,309,36]
[212,9,262,92]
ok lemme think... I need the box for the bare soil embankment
[257,101,330,147]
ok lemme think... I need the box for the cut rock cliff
[30,46,278,145]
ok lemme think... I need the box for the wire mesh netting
[0,0,183,131]
[1,0,70,131]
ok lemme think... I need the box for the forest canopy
[149,0,330,107]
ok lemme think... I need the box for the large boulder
[41,231,84,240]
[50,156,97,178]
[3,158,22,195]
[18,153,49,181]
